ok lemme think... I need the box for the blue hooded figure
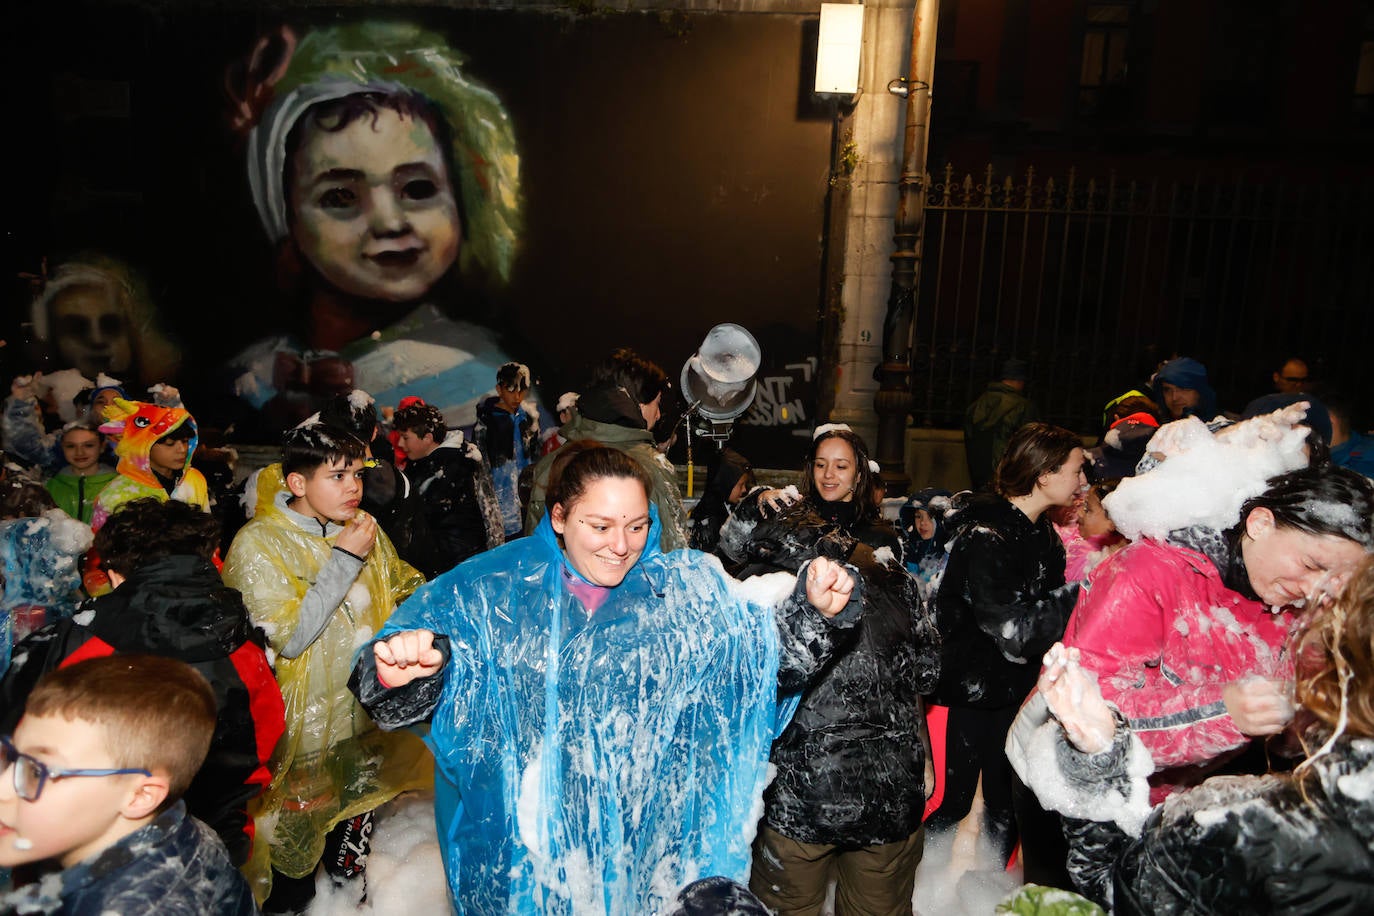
[1152,357,1219,422]
[349,444,862,915]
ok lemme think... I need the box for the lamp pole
[874,0,939,496]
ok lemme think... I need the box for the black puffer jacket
[687,447,752,554]
[720,494,941,846]
[1056,728,1374,914]
[406,432,504,576]
[928,491,1079,708]
[0,555,285,867]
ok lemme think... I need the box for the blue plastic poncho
[355,508,858,914]
[0,510,93,678]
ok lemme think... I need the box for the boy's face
[289,106,461,304]
[287,456,366,523]
[148,434,189,477]
[395,429,437,463]
[496,384,526,413]
[0,715,146,868]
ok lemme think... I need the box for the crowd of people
[1,345,1372,915]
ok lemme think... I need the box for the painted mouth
[367,249,423,269]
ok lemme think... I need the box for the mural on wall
[7,3,834,469]
[223,20,528,432]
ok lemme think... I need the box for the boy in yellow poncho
[222,424,432,911]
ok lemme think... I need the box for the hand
[10,373,36,401]
[149,383,182,407]
[1038,643,1116,754]
[335,509,378,558]
[1222,676,1295,736]
[804,556,856,618]
[374,629,444,688]
[924,755,937,800]
[760,487,799,514]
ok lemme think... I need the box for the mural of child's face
[49,285,133,380]
[289,106,461,303]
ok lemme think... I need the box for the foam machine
[677,323,761,497]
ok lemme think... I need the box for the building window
[1079,1,1135,118]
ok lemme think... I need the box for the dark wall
[5,2,834,468]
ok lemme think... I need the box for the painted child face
[914,508,937,541]
[289,106,461,303]
[289,456,366,524]
[0,715,144,869]
[551,475,651,587]
[1077,490,1116,538]
[812,437,858,503]
[61,429,104,474]
[49,286,133,381]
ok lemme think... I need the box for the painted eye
[133,417,151,429]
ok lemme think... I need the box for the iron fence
[909,164,1374,434]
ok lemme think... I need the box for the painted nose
[368,189,410,235]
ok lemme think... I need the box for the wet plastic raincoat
[350,507,862,915]
[221,480,433,899]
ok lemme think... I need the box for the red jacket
[1061,538,1295,803]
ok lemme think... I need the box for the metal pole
[875,0,939,495]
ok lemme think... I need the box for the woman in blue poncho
[350,442,861,914]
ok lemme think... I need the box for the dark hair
[280,424,368,478]
[587,348,669,406]
[26,654,216,808]
[93,497,222,575]
[1238,464,1374,551]
[547,442,652,516]
[0,477,58,520]
[799,427,880,522]
[392,402,448,442]
[994,423,1085,498]
[1088,477,1123,505]
[317,391,379,444]
[156,422,196,445]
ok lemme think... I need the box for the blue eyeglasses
[1,734,151,802]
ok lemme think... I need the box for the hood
[534,499,665,589]
[95,555,255,660]
[575,383,647,430]
[99,397,198,488]
[1312,737,1374,855]
[1153,357,1218,420]
[1086,412,1160,480]
[898,487,954,563]
[705,448,753,502]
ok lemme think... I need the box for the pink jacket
[1061,538,1295,803]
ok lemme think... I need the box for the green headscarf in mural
[243,20,521,284]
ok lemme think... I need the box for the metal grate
[909,164,1374,434]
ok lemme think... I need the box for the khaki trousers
[749,823,925,916]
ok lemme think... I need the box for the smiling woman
[350,441,864,914]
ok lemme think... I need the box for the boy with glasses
[0,654,256,913]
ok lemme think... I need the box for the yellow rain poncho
[223,464,432,901]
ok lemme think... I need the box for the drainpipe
[874,0,939,495]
